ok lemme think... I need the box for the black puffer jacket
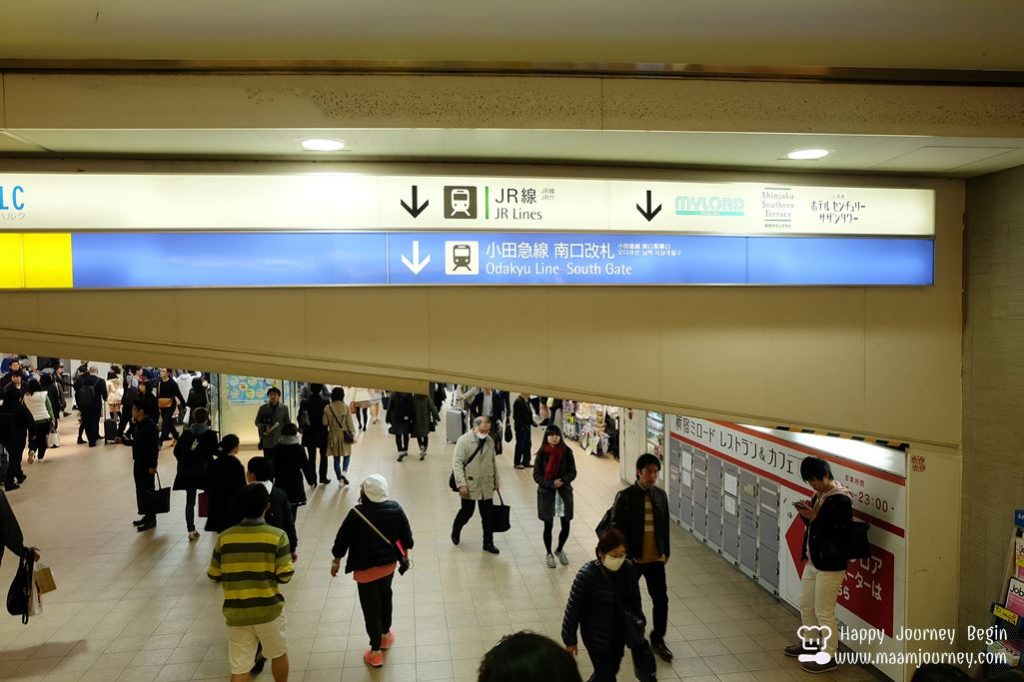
[801,489,855,571]
[332,500,414,574]
[562,559,644,650]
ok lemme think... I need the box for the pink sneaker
[363,649,384,668]
[381,630,396,650]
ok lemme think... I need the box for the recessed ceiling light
[785,148,831,161]
[301,138,346,152]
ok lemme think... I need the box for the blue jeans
[333,455,350,480]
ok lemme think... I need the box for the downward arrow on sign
[401,240,431,275]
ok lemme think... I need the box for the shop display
[646,411,664,461]
[563,401,620,457]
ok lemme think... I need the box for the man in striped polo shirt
[209,483,294,682]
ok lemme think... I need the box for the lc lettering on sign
[0,185,25,211]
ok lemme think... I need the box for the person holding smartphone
[786,456,854,673]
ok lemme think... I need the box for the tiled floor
[0,409,878,681]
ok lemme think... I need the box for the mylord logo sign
[675,194,744,217]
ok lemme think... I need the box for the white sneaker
[27,451,35,463]
[188,531,200,542]
[545,554,556,569]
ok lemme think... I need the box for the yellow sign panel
[0,233,74,289]
[994,605,1019,625]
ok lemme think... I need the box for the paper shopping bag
[33,563,56,595]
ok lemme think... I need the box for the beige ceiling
[2,0,1024,70]
[1,128,1022,177]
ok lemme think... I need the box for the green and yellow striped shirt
[208,520,295,627]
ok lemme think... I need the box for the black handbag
[352,507,411,576]
[503,420,513,443]
[6,547,36,624]
[148,471,171,515]
[491,491,511,533]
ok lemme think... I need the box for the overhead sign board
[0,172,935,236]
[1,230,933,289]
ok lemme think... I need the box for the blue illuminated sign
[72,232,388,288]
[66,231,934,289]
[388,232,933,286]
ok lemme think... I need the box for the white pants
[798,563,846,656]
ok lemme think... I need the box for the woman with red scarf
[533,425,577,569]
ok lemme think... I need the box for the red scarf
[543,442,564,480]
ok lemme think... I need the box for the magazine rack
[982,510,1024,676]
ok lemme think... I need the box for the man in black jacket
[610,453,674,662]
[131,400,160,532]
[78,366,107,447]
[512,394,534,469]
[469,388,508,454]
[245,457,298,561]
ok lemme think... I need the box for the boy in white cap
[330,474,414,668]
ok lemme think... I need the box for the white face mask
[602,555,626,572]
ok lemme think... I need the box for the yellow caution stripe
[0,233,73,289]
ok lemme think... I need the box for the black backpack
[837,521,872,561]
[595,490,623,537]
[76,382,96,406]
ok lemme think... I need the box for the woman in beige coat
[323,386,356,487]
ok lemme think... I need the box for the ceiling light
[785,148,831,161]
[301,138,346,152]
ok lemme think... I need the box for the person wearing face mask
[562,529,656,682]
[451,415,501,555]
[533,425,577,568]
[331,474,414,669]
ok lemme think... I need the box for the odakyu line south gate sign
[0,172,935,289]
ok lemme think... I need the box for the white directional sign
[400,240,430,275]
[0,172,934,236]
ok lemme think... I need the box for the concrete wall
[960,164,1024,633]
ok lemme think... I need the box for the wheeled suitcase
[446,408,466,443]
[104,418,117,443]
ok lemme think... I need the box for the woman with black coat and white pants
[331,474,414,670]
[533,425,577,568]
[562,528,656,682]
[785,456,854,674]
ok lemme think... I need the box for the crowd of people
[0,355,863,681]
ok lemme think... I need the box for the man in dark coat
[78,366,107,447]
[512,393,534,469]
[610,453,674,662]
[131,400,160,532]
[469,388,509,454]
